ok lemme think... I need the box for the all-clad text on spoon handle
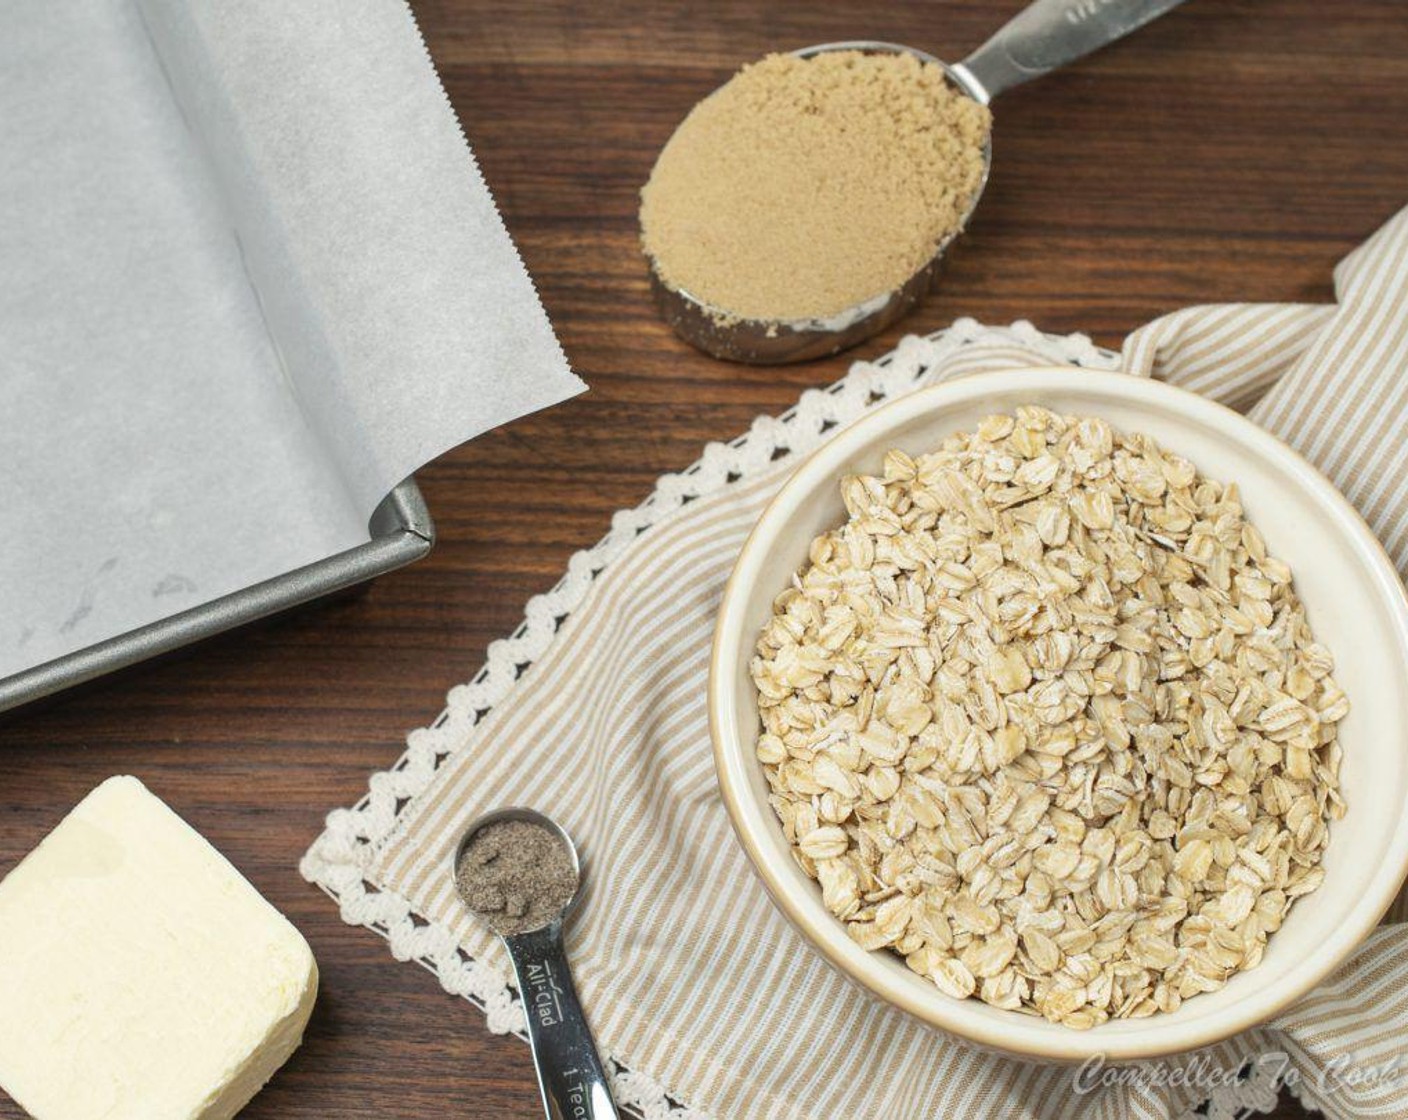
[952,0,1188,104]
[503,923,620,1120]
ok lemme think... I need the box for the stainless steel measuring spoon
[454,807,619,1120]
[648,0,1187,364]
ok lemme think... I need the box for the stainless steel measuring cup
[648,0,1187,364]
[454,808,619,1120]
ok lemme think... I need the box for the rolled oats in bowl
[750,406,1348,1029]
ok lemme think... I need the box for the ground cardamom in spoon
[455,818,579,936]
[640,50,992,324]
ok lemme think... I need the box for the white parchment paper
[0,0,584,677]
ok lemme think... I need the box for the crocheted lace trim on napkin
[301,320,1289,1120]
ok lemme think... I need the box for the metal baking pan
[0,479,433,715]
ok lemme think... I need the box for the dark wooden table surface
[6,0,1406,1116]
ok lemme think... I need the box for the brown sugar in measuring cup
[641,0,1187,363]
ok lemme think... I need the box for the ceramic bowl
[710,367,1408,1061]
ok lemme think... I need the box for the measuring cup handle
[503,924,620,1120]
[952,0,1187,104]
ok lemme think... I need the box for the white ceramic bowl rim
[710,367,1408,1062]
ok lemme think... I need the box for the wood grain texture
[3,0,1404,1115]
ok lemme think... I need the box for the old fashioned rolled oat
[751,407,1347,1027]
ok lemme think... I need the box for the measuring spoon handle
[953,0,1187,104]
[503,923,620,1120]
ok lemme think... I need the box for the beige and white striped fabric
[369,207,1408,1119]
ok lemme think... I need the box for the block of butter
[0,776,318,1120]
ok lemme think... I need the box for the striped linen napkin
[305,206,1408,1120]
